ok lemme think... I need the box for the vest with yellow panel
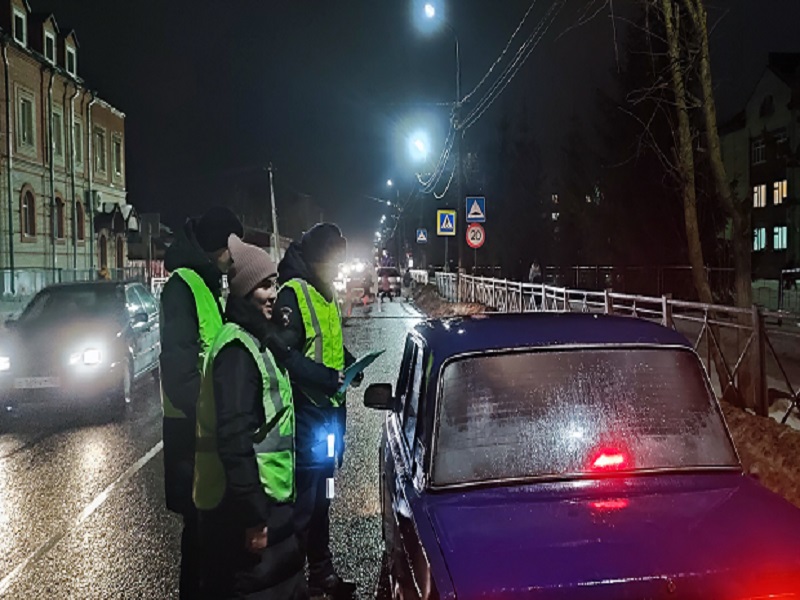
[194,323,295,509]
[281,278,345,407]
[161,267,224,419]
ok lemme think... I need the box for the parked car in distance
[365,313,800,599]
[0,281,160,419]
[377,266,402,300]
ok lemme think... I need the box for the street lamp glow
[413,138,426,153]
[381,215,386,223]
[424,3,436,19]
[386,179,393,187]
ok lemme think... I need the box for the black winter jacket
[159,218,223,514]
[273,242,354,470]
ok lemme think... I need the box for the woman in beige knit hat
[196,234,308,599]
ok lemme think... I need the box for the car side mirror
[364,383,394,410]
[133,311,148,326]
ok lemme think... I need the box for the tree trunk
[661,0,713,304]
[682,0,752,309]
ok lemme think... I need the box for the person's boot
[309,574,357,599]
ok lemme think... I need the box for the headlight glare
[82,348,102,365]
[0,356,10,371]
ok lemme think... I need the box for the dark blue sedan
[364,313,800,599]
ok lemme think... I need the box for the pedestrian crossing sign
[466,196,486,223]
[437,210,457,236]
[416,228,428,244]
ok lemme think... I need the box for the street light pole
[267,163,280,262]
[453,31,463,274]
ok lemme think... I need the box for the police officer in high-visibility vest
[195,235,307,599]
[272,223,360,599]
[160,206,243,598]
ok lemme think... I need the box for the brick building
[0,0,135,296]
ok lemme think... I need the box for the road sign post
[466,223,485,249]
[465,197,486,223]
[437,210,457,272]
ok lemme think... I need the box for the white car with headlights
[0,281,160,418]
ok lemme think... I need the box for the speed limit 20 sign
[466,223,485,249]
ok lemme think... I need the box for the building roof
[412,313,691,359]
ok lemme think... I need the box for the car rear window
[432,347,738,487]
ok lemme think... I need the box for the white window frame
[44,30,55,64]
[66,45,77,77]
[774,226,788,251]
[13,7,27,47]
[753,228,766,252]
[753,184,767,208]
[73,117,83,166]
[751,139,766,165]
[16,87,36,152]
[112,134,123,178]
[51,105,64,160]
[94,126,107,174]
[773,180,787,205]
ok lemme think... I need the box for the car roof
[37,280,130,293]
[412,313,691,358]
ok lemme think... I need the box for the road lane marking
[0,440,163,595]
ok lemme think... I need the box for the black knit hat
[301,223,346,264]
[195,207,244,253]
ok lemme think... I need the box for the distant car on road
[377,266,402,300]
[365,313,800,599]
[0,281,160,418]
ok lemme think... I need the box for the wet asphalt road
[0,299,421,599]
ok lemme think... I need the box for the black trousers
[293,466,336,586]
[180,510,201,599]
[199,504,307,599]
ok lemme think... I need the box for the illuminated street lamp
[424,3,436,19]
[386,179,394,187]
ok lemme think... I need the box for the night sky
[30,1,800,253]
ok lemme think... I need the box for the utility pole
[268,163,280,262]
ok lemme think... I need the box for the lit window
[774,226,787,250]
[66,47,76,76]
[551,194,559,204]
[773,180,787,205]
[19,95,34,148]
[13,8,26,47]
[94,127,106,172]
[753,184,767,208]
[20,190,35,236]
[113,136,123,176]
[52,110,63,157]
[551,212,559,221]
[753,228,766,251]
[74,121,83,164]
[751,139,765,164]
[44,31,55,64]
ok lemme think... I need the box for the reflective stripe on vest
[194,324,295,510]
[161,268,224,419]
[281,278,345,407]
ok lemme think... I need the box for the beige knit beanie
[227,234,278,298]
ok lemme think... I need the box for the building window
[74,120,83,164]
[52,109,63,158]
[44,31,55,64]
[20,190,35,236]
[18,93,35,149]
[13,8,26,47]
[113,136,123,176]
[774,226,788,251]
[753,228,766,251]
[753,184,767,208]
[551,212,560,221]
[773,180,788,205]
[55,197,65,239]
[759,95,775,118]
[751,138,765,164]
[66,46,76,76]
[76,201,85,241]
[99,233,108,268]
[94,127,106,173]
[116,236,125,268]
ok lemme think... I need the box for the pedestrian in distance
[159,206,243,598]
[273,223,361,599]
[194,234,307,599]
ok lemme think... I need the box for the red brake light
[590,448,629,471]
[590,498,629,511]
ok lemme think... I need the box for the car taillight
[590,447,630,471]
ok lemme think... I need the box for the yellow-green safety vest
[194,323,295,509]
[281,278,345,407]
[161,267,224,419]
